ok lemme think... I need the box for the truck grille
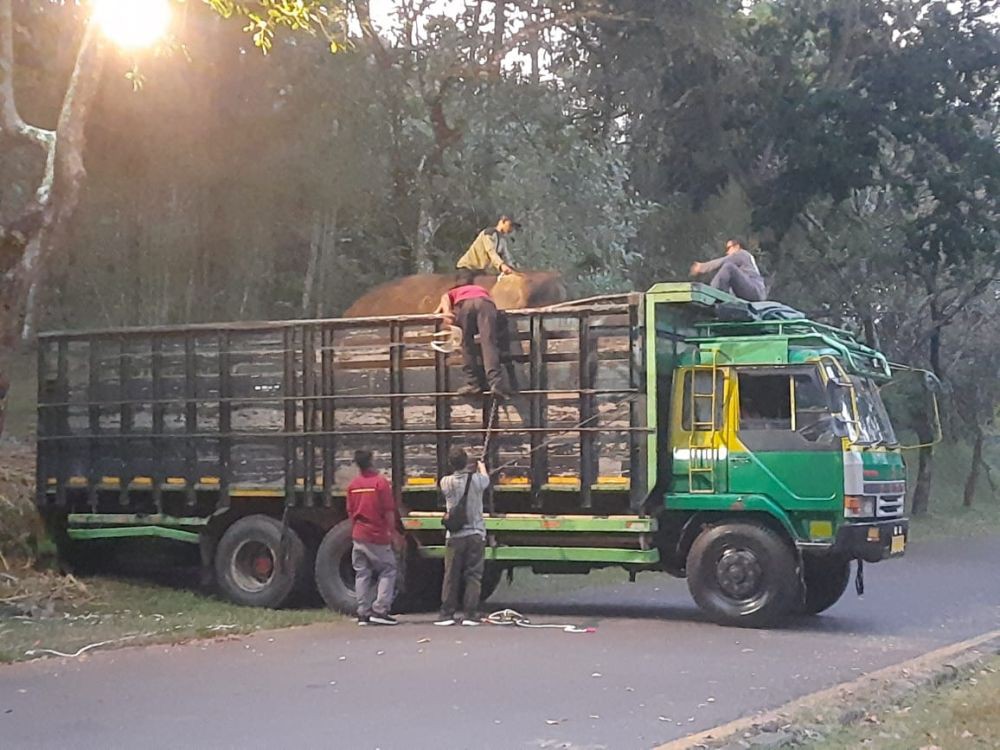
[876,495,904,518]
[862,481,905,518]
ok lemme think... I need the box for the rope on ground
[484,608,596,634]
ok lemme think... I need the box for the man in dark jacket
[690,239,767,302]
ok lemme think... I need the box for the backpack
[442,473,474,533]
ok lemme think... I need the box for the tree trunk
[963,425,984,508]
[0,11,105,345]
[910,413,934,516]
[302,210,323,316]
[492,1,506,74]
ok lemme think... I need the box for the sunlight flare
[93,0,171,49]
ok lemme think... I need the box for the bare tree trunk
[492,1,506,74]
[911,413,934,516]
[963,424,985,508]
[315,208,338,317]
[302,210,323,316]
[0,6,105,345]
[414,192,439,274]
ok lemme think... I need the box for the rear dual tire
[314,520,501,615]
[214,515,307,609]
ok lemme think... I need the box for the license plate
[890,534,906,554]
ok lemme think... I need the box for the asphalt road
[2,535,999,750]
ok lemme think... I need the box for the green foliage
[199,0,349,53]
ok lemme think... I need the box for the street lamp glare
[93,0,172,50]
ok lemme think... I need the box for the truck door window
[738,369,838,445]
[738,373,791,430]
[681,370,724,431]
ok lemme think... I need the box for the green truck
[35,282,907,627]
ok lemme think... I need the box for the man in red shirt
[346,449,402,625]
[436,270,506,398]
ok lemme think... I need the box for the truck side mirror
[826,380,844,412]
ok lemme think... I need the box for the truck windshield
[850,376,898,447]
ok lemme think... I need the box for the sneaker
[461,618,481,627]
[456,384,485,397]
[434,617,457,626]
[357,615,370,626]
[369,613,398,626]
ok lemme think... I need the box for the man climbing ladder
[435,270,509,398]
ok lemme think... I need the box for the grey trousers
[711,264,766,302]
[440,534,485,619]
[352,541,398,617]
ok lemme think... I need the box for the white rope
[483,608,595,633]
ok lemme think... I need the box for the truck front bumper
[833,519,908,562]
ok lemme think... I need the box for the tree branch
[0,0,55,153]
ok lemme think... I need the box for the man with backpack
[435,447,490,626]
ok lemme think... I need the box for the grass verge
[908,441,1000,541]
[0,566,340,664]
[802,653,1000,749]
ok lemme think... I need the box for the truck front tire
[686,521,799,628]
[801,555,851,615]
[214,515,306,608]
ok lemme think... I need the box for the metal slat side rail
[321,325,335,507]
[283,327,296,506]
[87,340,100,511]
[37,302,636,340]
[68,513,209,527]
[628,300,643,510]
[218,331,232,508]
[67,526,200,544]
[151,337,165,514]
[403,515,656,532]
[55,340,69,509]
[33,386,640,410]
[529,316,547,509]
[184,334,198,508]
[578,316,594,510]
[37,425,652,442]
[389,321,405,503]
[417,546,660,564]
[302,325,316,509]
[434,322,450,484]
[118,337,133,508]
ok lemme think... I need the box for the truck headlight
[844,495,875,518]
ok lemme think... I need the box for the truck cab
[647,284,908,625]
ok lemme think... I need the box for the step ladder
[687,350,721,494]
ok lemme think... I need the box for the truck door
[728,367,842,506]
[670,366,731,494]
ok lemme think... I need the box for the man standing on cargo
[456,214,520,276]
[690,239,767,302]
[435,270,508,398]
[347,449,402,626]
[435,448,490,626]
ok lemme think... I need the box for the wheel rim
[715,548,764,601]
[231,540,276,593]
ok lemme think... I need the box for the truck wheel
[801,555,851,615]
[686,521,799,628]
[314,520,357,614]
[214,515,306,609]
